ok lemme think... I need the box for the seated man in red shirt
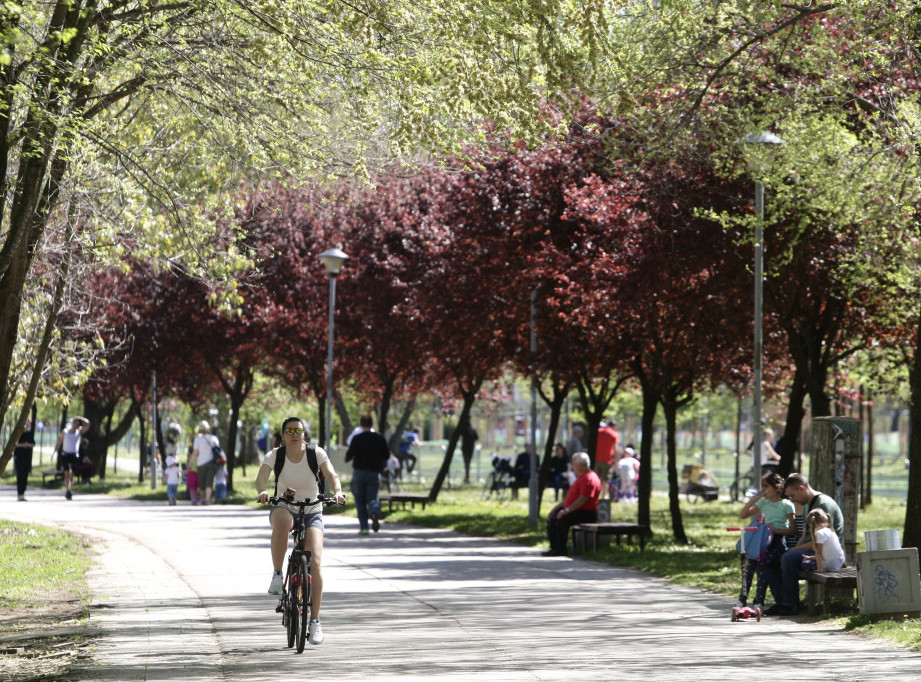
[544,452,602,556]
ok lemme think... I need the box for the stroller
[482,455,512,501]
[679,464,719,502]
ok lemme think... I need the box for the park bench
[799,565,858,615]
[379,493,430,512]
[571,522,653,554]
[41,469,64,487]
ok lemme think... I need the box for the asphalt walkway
[2,485,920,680]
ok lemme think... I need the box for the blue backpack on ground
[736,515,773,561]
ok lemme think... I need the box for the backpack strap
[273,444,322,497]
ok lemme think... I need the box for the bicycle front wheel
[285,568,297,648]
[295,554,311,653]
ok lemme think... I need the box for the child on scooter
[736,472,796,612]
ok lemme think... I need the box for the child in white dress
[802,508,845,572]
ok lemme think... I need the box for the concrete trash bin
[857,547,921,617]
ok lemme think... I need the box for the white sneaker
[268,572,284,595]
[308,619,324,645]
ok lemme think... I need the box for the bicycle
[268,492,342,653]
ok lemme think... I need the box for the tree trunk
[777,366,808,476]
[636,373,658,529]
[387,395,417,453]
[222,363,254,493]
[429,383,480,503]
[135,402,146,484]
[904,313,921,550]
[0,253,70,475]
[864,388,873,507]
[333,395,352,442]
[661,392,689,544]
[536,381,568,505]
[574,372,625,466]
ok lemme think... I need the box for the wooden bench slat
[379,493,429,512]
[571,522,652,553]
[799,566,858,615]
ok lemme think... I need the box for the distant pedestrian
[397,427,421,474]
[549,443,571,501]
[53,417,90,500]
[566,424,585,459]
[13,421,35,501]
[460,419,478,485]
[616,446,640,501]
[214,462,228,503]
[186,445,200,505]
[192,420,221,505]
[345,415,390,534]
[510,443,532,500]
[164,452,181,505]
[595,419,618,500]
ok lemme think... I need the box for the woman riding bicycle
[255,417,346,645]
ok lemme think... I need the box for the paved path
[2,485,920,680]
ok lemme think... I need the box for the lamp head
[739,130,785,175]
[319,248,349,276]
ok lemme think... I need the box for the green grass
[0,519,93,613]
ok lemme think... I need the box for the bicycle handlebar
[267,494,345,508]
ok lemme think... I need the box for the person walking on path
[192,421,220,506]
[13,421,35,501]
[766,473,844,616]
[53,417,90,500]
[460,418,479,485]
[255,417,345,645]
[566,423,585,459]
[345,415,390,534]
[595,419,618,499]
[544,452,601,556]
[164,452,181,506]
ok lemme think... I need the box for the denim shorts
[269,503,324,532]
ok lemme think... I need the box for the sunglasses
[284,427,305,435]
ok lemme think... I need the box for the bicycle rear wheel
[295,553,311,653]
[285,565,297,648]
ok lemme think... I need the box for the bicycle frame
[268,493,340,652]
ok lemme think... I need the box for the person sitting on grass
[800,509,845,574]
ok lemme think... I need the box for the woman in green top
[735,472,796,611]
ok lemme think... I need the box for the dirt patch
[0,598,94,682]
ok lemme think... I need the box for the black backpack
[273,444,325,497]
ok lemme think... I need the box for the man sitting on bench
[544,452,601,557]
[766,473,844,616]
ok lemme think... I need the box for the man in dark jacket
[345,415,390,534]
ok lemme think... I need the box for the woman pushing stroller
[735,472,796,614]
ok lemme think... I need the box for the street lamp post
[741,131,784,484]
[529,289,539,529]
[320,248,349,451]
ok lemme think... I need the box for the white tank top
[62,430,81,454]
